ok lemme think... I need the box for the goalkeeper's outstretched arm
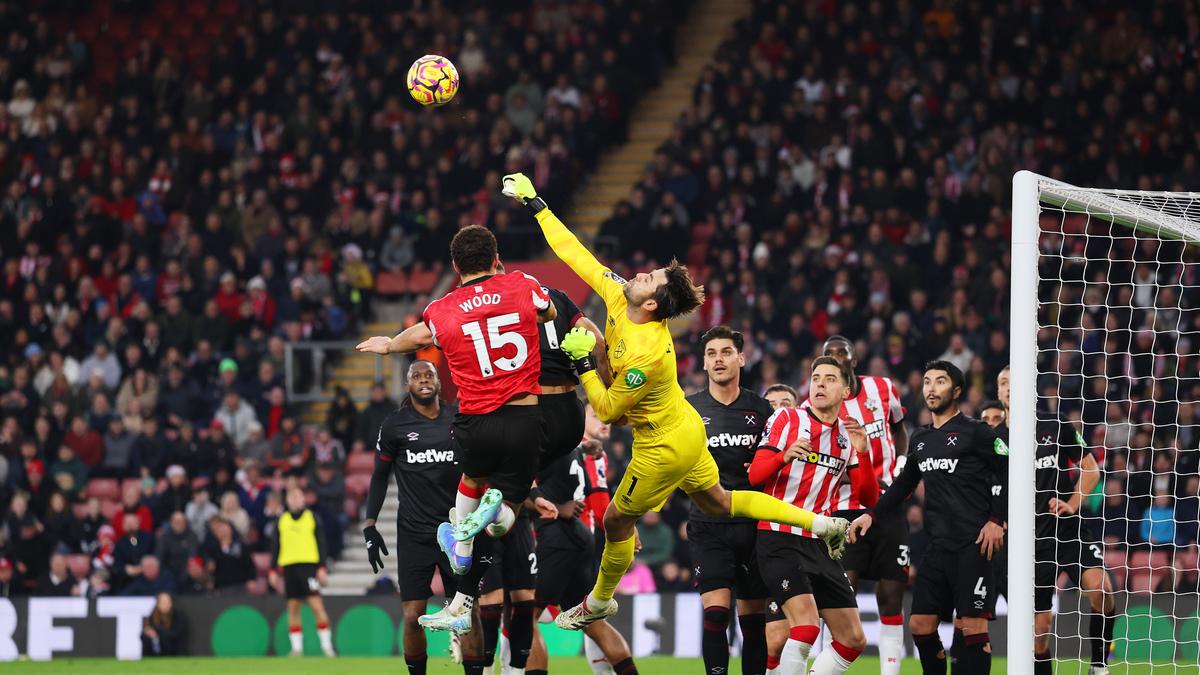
[502,173,625,310]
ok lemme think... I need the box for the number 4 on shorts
[974,576,987,598]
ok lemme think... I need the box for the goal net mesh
[1033,177,1199,670]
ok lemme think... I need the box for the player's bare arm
[357,321,434,355]
[1049,451,1100,516]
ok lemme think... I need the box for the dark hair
[811,356,852,384]
[823,334,853,349]
[651,259,705,320]
[450,225,498,276]
[923,359,965,393]
[980,399,1005,413]
[764,383,798,401]
[700,325,744,353]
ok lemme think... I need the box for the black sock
[1034,649,1052,675]
[479,604,503,665]
[701,605,731,675]
[463,658,487,675]
[1091,610,1115,665]
[738,613,766,675]
[508,600,537,669]
[913,632,947,675]
[949,629,963,675]
[614,657,638,675]
[405,655,427,675]
[963,633,991,674]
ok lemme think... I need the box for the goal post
[1010,170,1200,670]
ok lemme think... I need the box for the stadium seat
[252,552,272,576]
[120,478,142,496]
[344,497,359,521]
[1104,549,1130,590]
[107,15,133,41]
[86,479,120,501]
[71,503,88,519]
[247,578,268,595]
[346,451,375,476]
[375,271,409,296]
[407,270,440,294]
[67,554,91,580]
[100,499,121,520]
[1128,550,1173,594]
[344,474,371,501]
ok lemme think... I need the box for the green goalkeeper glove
[502,173,547,212]
[560,326,597,376]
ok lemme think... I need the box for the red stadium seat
[375,271,409,296]
[344,497,359,521]
[67,554,92,580]
[86,479,120,501]
[252,552,273,576]
[100,498,121,520]
[408,270,440,294]
[346,451,375,476]
[120,478,142,496]
[1127,550,1172,594]
[344,474,371,501]
[71,503,88,519]
[247,578,268,595]
[155,1,181,20]
[1104,548,1129,589]
[107,15,133,41]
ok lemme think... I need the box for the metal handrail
[282,340,407,403]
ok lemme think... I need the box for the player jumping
[357,225,555,633]
[361,360,489,675]
[850,362,1008,675]
[997,367,1115,675]
[817,336,910,675]
[500,173,850,630]
[685,326,773,675]
[750,357,876,674]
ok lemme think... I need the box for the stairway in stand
[564,0,751,240]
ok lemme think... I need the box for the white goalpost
[1010,170,1199,671]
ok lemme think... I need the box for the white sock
[317,627,333,653]
[288,628,303,653]
[780,638,813,674]
[808,643,855,674]
[483,667,494,675]
[489,503,516,537]
[585,636,615,675]
[878,621,904,675]
[766,668,778,675]
[586,592,613,610]
[454,488,481,557]
[499,631,510,669]
[448,592,475,614]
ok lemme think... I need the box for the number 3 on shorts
[896,544,911,566]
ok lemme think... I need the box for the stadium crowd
[0,0,1197,602]
[0,0,685,596]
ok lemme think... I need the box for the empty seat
[344,474,371,501]
[252,552,273,576]
[344,496,359,521]
[346,452,374,476]
[375,271,408,295]
[100,498,121,520]
[86,479,120,501]
[408,270,440,294]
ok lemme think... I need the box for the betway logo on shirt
[707,433,759,448]
[918,457,959,473]
[1035,454,1059,470]
[406,448,455,464]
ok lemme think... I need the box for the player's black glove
[363,525,388,574]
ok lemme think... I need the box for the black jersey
[1032,412,1090,536]
[376,402,460,536]
[686,387,774,524]
[538,287,584,386]
[874,412,1008,549]
[538,444,604,506]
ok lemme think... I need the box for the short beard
[926,396,954,415]
[411,392,438,407]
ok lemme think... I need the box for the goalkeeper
[501,173,850,629]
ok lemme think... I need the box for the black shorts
[766,598,786,623]
[481,516,537,595]
[835,507,910,583]
[397,529,459,601]
[1034,519,1105,612]
[456,405,545,503]
[688,519,768,598]
[538,392,586,471]
[534,518,595,609]
[756,531,857,610]
[283,563,320,599]
[912,544,996,619]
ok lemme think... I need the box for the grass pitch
[5,657,1197,673]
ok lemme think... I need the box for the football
[407,54,460,106]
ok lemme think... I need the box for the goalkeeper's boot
[814,516,851,560]
[437,521,472,575]
[1089,667,1109,675]
[419,602,473,635]
[555,596,619,631]
[453,488,504,541]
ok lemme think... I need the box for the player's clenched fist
[501,173,538,203]
[561,326,598,377]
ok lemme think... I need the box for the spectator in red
[213,272,244,324]
[256,386,289,438]
[110,483,153,538]
[64,416,103,469]
[245,276,276,329]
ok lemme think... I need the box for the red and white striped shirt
[803,375,904,511]
[755,407,855,538]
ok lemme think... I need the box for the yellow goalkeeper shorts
[611,412,720,516]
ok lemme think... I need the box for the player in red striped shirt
[817,336,910,675]
[749,357,875,675]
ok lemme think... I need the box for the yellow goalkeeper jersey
[535,209,697,436]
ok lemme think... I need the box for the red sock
[766,655,781,669]
[831,640,862,662]
[789,624,820,644]
[316,621,328,631]
[458,479,487,498]
[289,625,301,633]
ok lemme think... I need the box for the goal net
[1010,171,1200,671]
